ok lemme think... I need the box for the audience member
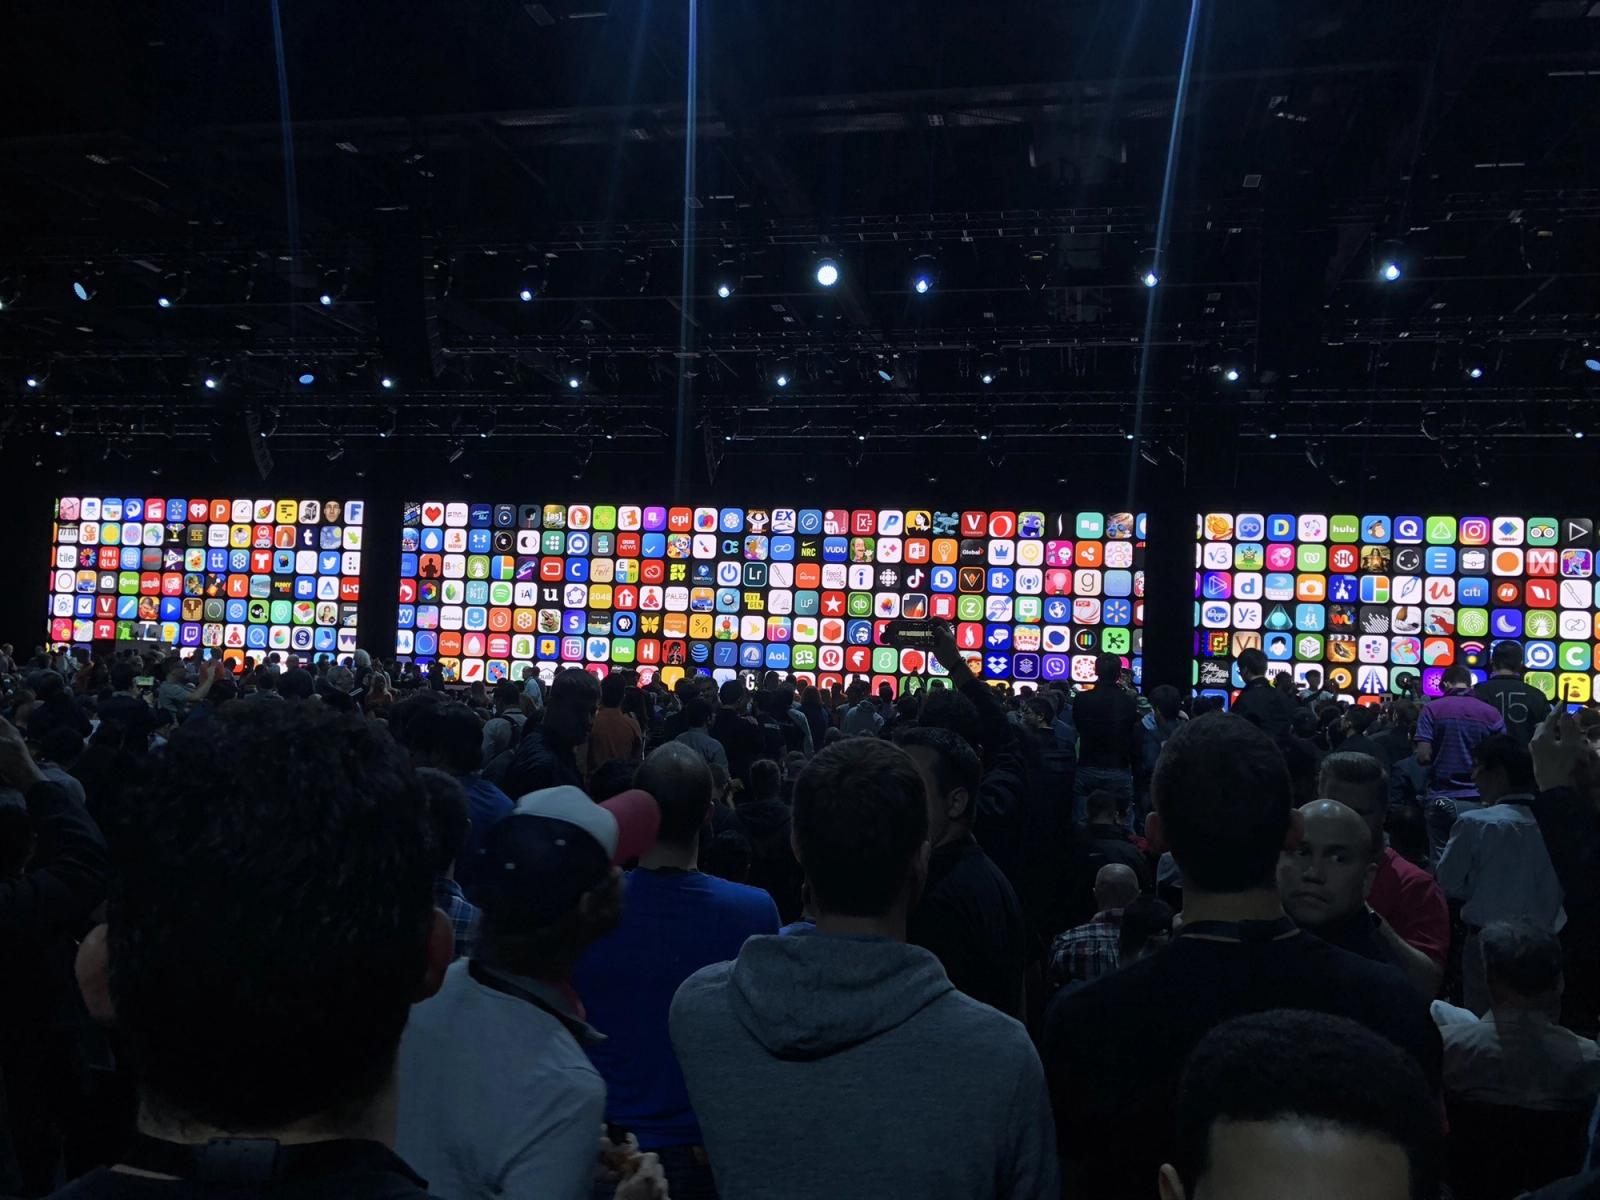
[1278,799,1396,966]
[1048,863,1141,991]
[673,698,729,773]
[1041,713,1440,1197]
[480,680,528,766]
[1438,733,1566,1012]
[574,744,778,1198]
[1228,648,1298,740]
[1319,752,1448,996]
[710,681,763,785]
[415,767,480,960]
[401,701,514,899]
[1474,641,1552,745]
[94,664,160,750]
[1160,1010,1440,1200]
[1335,703,1390,764]
[33,727,88,808]
[700,829,752,883]
[57,705,445,1198]
[670,738,1057,1199]
[1063,787,1151,927]
[897,726,1026,1019]
[1417,664,1506,865]
[1116,894,1175,966]
[839,682,883,737]
[501,669,598,799]
[734,758,803,922]
[587,673,643,779]
[396,787,662,1200]
[1067,655,1138,826]
[1528,709,1600,1035]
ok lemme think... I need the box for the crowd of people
[3,629,1600,1199]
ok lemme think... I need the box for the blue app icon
[122,547,143,570]
[1267,514,1295,540]
[399,553,418,577]
[690,642,711,664]
[313,628,338,651]
[565,558,589,582]
[985,624,1012,650]
[1361,516,1391,543]
[982,654,1010,680]
[415,632,438,656]
[1202,572,1231,599]
[614,613,637,636]
[1263,632,1293,661]
[1393,515,1424,544]
[847,620,874,645]
[1458,577,1489,605]
[739,643,764,668]
[563,610,586,634]
[823,537,848,562]
[208,549,230,572]
[1103,599,1132,626]
[1295,603,1326,631]
[987,567,1015,593]
[930,566,958,592]
[566,531,591,556]
[1045,597,1071,623]
[720,508,745,533]
[397,605,416,628]
[468,529,492,553]
[1236,514,1264,540]
[246,626,269,649]
[1525,642,1556,670]
[167,499,188,522]
[160,598,182,621]
[1424,547,1457,574]
[225,599,248,623]
[1012,653,1040,679]
[770,536,796,561]
[229,548,250,571]
[420,528,444,553]
[713,643,738,667]
[765,644,792,669]
[118,597,138,620]
[1329,577,1358,603]
[641,533,666,558]
[716,589,741,613]
[123,498,143,520]
[1491,609,1524,638]
[797,510,824,535]
[294,577,316,599]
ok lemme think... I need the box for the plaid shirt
[434,876,481,961]
[1049,908,1123,990]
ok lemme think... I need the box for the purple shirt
[1416,693,1504,799]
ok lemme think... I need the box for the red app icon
[873,619,891,645]
[188,500,211,521]
[162,574,183,596]
[399,580,417,603]
[1329,546,1358,573]
[960,512,986,537]
[614,585,638,610]
[94,619,116,641]
[1527,549,1558,577]
[617,532,641,556]
[253,524,275,548]
[904,539,930,563]
[1495,581,1521,604]
[340,579,360,601]
[251,550,273,573]
[821,591,847,616]
[98,547,121,569]
[824,510,851,535]
[139,572,162,594]
[957,622,984,650]
[641,560,666,585]
[637,640,660,664]
[852,510,876,535]
[1526,579,1557,608]
[539,558,565,581]
[988,512,1017,538]
[94,596,116,618]
[487,634,511,658]
[930,594,955,620]
[845,646,872,673]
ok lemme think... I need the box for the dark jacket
[1062,823,1151,929]
[500,729,583,799]
[1070,686,1139,771]
[1230,678,1299,740]
[908,834,1027,1020]
[734,797,803,924]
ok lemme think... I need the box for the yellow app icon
[230,524,252,549]
[1558,673,1592,705]
[277,499,299,524]
[689,614,713,639]
[659,666,684,691]
[588,584,614,609]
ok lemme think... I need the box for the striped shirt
[1416,692,1504,799]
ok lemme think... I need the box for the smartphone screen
[133,675,155,689]
[883,618,940,649]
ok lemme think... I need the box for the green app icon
[270,600,293,624]
[592,505,617,531]
[1391,667,1420,696]
[847,592,872,617]
[1297,545,1328,571]
[872,647,899,673]
[610,638,636,664]
[956,595,985,622]
[1076,512,1105,539]
[1457,608,1489,637]
[119,571,140,595]
[489,581,514,606]
[1102,628,1131,655]
[1527,518,1559,547]
[791,645,818,670]
[1526,610,1558,639]
[1329,515,1360,543]
[1526,670,1557,700]
[1425,516,1457,545]
[1015,596,1042,624]
[1296,634,1325,661]
[541,530,565,554]
[467,556,490,580]
[1560,642,1593,671]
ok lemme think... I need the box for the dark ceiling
[1,0,1597,494]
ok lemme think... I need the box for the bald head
[1094,863,1141,912]
[1278,800,1377,929]
[634,742,712,845]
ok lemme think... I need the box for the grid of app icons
[397,501,1146,689]
[48,496,365,660]
[1194,512,1599,704]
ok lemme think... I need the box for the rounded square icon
[1420,515,1455,545]
[1526,518,1559,547]
[1075,513,1105,539]
[1231,514,1263,541]
[1296,545,1327,572]
[1455,608,1488,638]
[1357,516,1390,544]
[1357,635,1388,663]
[1560,611,1592,639]
[1487,516,1525,546]
[1558,673,1592,705]
[1457,516,1490,546]
[1562,549,1595,578]
[1386,515,1421,545]
[1264,573,1296,602]
[1202,543,1234,570]
[1327,515,1359,544]
[1202,513,1234,542]
[1296,575,1327,602]
[1491,548,1525,577]
[1297,514,1327,542]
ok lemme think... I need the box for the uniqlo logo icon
[960,512,986,537]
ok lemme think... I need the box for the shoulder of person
[669,959,738,1025]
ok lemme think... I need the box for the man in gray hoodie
[669,738,1058,1199]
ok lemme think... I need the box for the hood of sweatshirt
[726,933,953,1060]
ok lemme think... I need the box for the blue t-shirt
[453,774,515,898]
[574,868,779,1150]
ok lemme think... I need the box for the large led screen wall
[1195,511,1597,704]
[398,501,1146,688]
[48,496,365,660]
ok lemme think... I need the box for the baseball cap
[472,787,659,927]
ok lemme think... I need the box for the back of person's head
[493,679,521,709]
[255,667,280,693]
[748,758,782,802]
[29,669,65,701]
[635,742,712,845]
[599,671,627,707]
[109,662,137,692]
[1236,648,1268,680]
[1093,862,1141,912]
[36,726,84,767]
[402,702,484,775]
[587,758,638,803]
[1480,920,1563,1003]
[1095,654,1123,683]
[1318,752,1389,829]
[1290,709,1320,740]
[98,704,436,1132]
[209,677,239,704]
[793,739,928,918]
[1152,713,1292,894]
[894,725,980,807]
[1490,641,1524,672]
[719,679,747,708]
[1150,684,1182,720]
[916,686,981,752]
[1085,787,1121,824]
[1118,895,1174,963]
[1166,1010,1440,1200]
[682,696,712,729]
[702,829,752,884]
[1440,664,1473,691]
[414,767,471,876]
[280,668,315,700]
[1344,704,1376,734]
[1470,732,1537,792]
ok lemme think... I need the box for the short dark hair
[1470,733,1536,792]
[209,678,238,704]
[1118,895,1174,961]
[719,679,747,707]
[682,697,712,728]
[748,758,782,802]
[1095,654,1123,682]
[415,767,471,875]
[793,739,928,918]
[110,662,137,691]
[1319,751,1389,813]
[895,726,981,808]
[1441,664,1472,689]
[1149,684,1182,720]
[635,743,712,845]
[1174,1011,1440,1200]
[1480,920,1563,996]
[600,672,628,706]
[1345,704,1377,733]
[493,680,522,707]
[280,668,315,700]
[701,829,751,883]
[1153,714,1291,892]
[108,705,434,1130]
[917,687,981,754]
[402,703,484,775]
[1085,788,1121,822]
[1490,641,1524,671]
[587,758,638,803]
[549,667,601,708]
[1236,648,1267,678]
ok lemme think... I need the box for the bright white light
[519,288,534,302]
[913,276,931,295]
[380,377,395,390]
[157,296,172,309]
[25,376,39,389]
[318,293,333,306]
[1576,430,1586,440]
[566,376,581,390]
[298,372,315,385]
[774,373,790,389]
[1380,262,1401,282]
[1267,431,1279,440]
[716,282,732,299]
[72,282,91,301]
[978,432,990,442]
[1467,366,1484,380]
[855,433,866,442]
[979,371,994,385]
[203,377,219,390]
[815,259,839,288]
[1223,367,1240,383]
[1141,270,1159,289]
[877,368,893,382]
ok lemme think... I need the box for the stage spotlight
[910,255,938,295]
[1583,346,1600,374]
[25,375,40,390]
[518,287,535,303]
[72,280,96,301]
[564,360,586,390]
[814,258,840,288]
[380,375,395,390]
[298,371,316,386]
[157,296,172,309]
[377,408,397,439]
[977,352,1001,386]
[478,409,497,439]
[715,282,733,299]
[774,370,790,389]
[772,357,795,389]
[203,376,220,390]
[874,354,896,384]
[52,411,72,438]
[1224,368,1241,382]
[1466,364,1484,380]
[1140,269,1159,289]
[318,292,334,306]
[1380,261,1401,282]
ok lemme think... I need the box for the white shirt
[1436,800,1566,933]
[1443,1008,1600,1111]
